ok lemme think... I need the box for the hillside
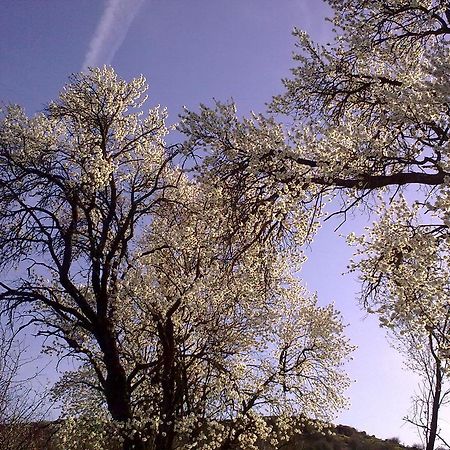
[274,423,421,450]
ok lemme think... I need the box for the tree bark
[426,359,442,450]
[97,324,147,450]
[154,318,177,450]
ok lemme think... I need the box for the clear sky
[1,0,448,446]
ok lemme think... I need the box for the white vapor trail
[82,0,145,71]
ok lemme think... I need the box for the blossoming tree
[0,67,352,450]
[178,2,450,447]
[181,0,449,203]
[347,198,450,450]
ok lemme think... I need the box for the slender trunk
[426,331,443,450]
[426,360,442,450]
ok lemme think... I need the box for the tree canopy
[179,1,450,446]
[2,1,450,449]
[0,67,352,450]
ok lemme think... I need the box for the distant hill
[273,423,422,450]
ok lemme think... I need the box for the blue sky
[1,0,448,445]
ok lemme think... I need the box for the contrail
[82,0,145,71]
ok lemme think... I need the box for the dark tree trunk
[154,318,177,450]
[97,324,147,450]
[426,360,442,450]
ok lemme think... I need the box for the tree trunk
[154,318,177,450]
[426,360,442,450]
[98,326,147,450]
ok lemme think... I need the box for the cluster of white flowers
[348,196,450,365]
